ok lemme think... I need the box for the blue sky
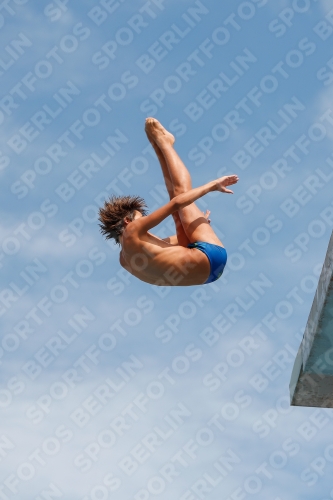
[1,0,333,498]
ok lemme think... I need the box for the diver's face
[123,211,143,228]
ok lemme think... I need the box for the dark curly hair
[99,195,148,245]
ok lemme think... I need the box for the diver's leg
[145,120,190,246]
[146,118,224,246]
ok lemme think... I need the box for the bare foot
[146,127,164,160]
[145,117,175,147]
[145,119,162,154]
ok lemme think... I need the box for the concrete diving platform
[290,231,333,407]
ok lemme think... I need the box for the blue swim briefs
[187,241,227,284]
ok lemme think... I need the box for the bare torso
[119,227,210,286]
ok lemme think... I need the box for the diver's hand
[216,175,239,194]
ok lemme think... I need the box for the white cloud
[319,0,333,14]
[314,82,333,139]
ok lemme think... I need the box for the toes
[145,117,158,126]
[145,117,157,130]
[145,119,160,137]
